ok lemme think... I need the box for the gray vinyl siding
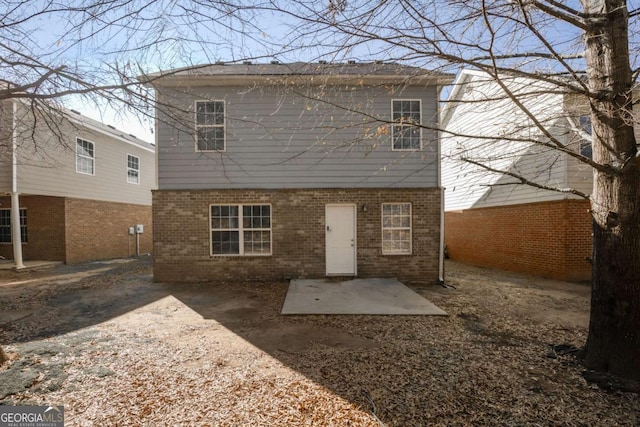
[12,103,155,205]
[156,84,439,189]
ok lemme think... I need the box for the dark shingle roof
[143,62,453,85]
[63,107,154,150]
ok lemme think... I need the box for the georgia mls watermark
[0,406,64,427]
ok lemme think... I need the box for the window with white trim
[0,208,27,244]
[210,204,271,256]
[579,115,593,159]
[382,203,411,254]
[196,100,225,151]
[76,138,95,175]
[127,154,140,184]
[391,100,422,150]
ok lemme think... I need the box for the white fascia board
[440,69,486,128]
[11,97,154,153]
[66,116,155,153]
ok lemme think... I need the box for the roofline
[140,64,454,87]
[11,97,154,152]
[440,68,571,127]
[440,69,478,128]
[66,115,155,153]
[143,74,454,87]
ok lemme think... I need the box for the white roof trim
[67,116,155,153]
[440,69,488,128]
[11,97,154,153]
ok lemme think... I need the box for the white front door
[325,204,357,276]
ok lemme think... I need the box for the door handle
[327,226,331,232]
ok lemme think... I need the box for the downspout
[11,100,25,269]
[437,86,445,284]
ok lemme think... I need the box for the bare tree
[0,0,263,359]
[239,0,640,383]
[2,0,639,384]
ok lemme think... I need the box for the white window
[127,154,140,184]
[210,204,271,256]
[0,208,27,244]
[382,203,412,255]
[391,100,422,150]
[579,115,593,159]
[196,100,225,151]
[76,138,95,175]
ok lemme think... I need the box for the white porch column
[10,192,24,270]
[10,100,24,270]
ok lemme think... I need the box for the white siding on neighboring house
[9,102,155,205]
[441,70,592,211]
[156,84,440,190]
[0,100,13,193]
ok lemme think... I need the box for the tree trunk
[583,0,640,380]
[0,345,6,364]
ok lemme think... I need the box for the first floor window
[382,203,411,255]
[127,154,140,184]
[0,209,27,244]
[210,204,271,255]
[76,138,95,175]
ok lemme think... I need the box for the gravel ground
[0,258,638,426]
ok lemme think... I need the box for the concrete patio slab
[281,278,447,315]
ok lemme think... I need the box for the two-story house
[0,99,155,267]
[441,69,595,281]
[146,62,452,283]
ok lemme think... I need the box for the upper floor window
[392,100,422,150]
[579,115,592,159]
[0,208,27,244]
[579,115,592,135]
[196,100,225,151]
[76,138,95,175]
[127,154,140,184]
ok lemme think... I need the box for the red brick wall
[64,198,152,263]
[0,195,152,263]
[0,195,66,261]
[153,188,441,283]
[445,199,592,281]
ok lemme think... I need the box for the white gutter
[11,99,24,269]
[66,116,155,153]
[10,98,154,153]
[437,86,445,284]
[154,94,159,190]
[439,187,445,283]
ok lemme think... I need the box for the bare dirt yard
[0,258,638,426]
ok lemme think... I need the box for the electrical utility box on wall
[135,224,144,234]
[128,227,135,235]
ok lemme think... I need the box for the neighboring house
[0,99,155,266]
[441,69,595,281]
[145,62,453,283]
